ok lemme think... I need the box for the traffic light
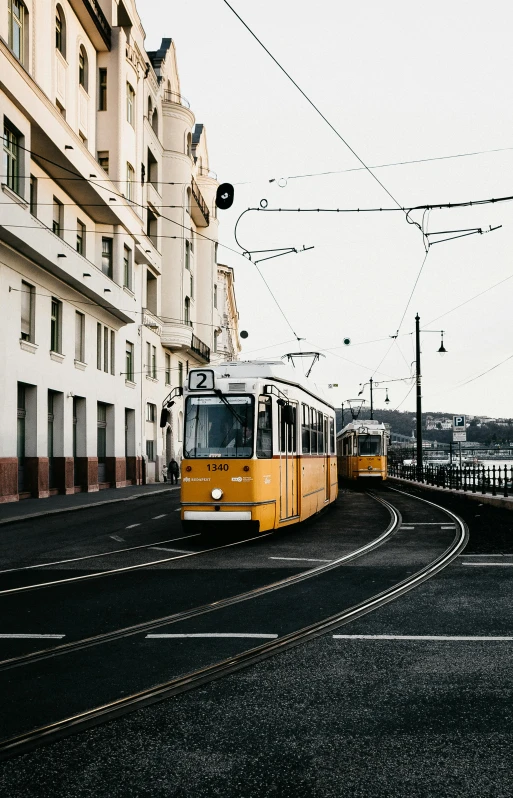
[216,183,234,210]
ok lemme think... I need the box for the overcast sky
[144,0,513,419]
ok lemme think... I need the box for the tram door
[279,403,298,520]
[324,416,330,501]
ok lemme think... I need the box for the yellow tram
[336,419,389,482]
[181,361,338,532]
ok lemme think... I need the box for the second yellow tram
[336,420,389,482]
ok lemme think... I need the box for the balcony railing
[68,0,111,49]
[163,90,191,109]
[190,176,209,227]
[191,334,210,363]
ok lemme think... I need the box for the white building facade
[0,0,238,502]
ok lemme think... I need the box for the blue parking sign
[453,415,466,429]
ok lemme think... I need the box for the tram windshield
[358,435,381,456]
[184,395,254,458]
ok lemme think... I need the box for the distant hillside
[335,408,513,445]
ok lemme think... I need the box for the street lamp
[358,379,392,419]
[415,314,448,477]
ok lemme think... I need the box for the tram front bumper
[183,511,252,521]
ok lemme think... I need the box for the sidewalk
[0,482,180,526]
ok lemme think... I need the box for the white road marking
[461,563,513,567]
[441,525,456,529]
[400,526,415,530]
[269,557,331,563]
[149,547,192,554]
[332,635,513,641]
[460,554,513,557]
[0,634,65,639]
[152,515,167,520]
[110,535,124,542]
[174,509,181,512]
[146,633,278,639]
[125,524,140,529]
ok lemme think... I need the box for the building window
[147,148,158,188]
[151,345,157,379]
[78,45,88,91]
[213,283,218,309]
[103,325,109,373]
[53,197,63,237]
[3,124,20,195]
[98,68,107,110]
[125,341,134,381]
[55,5,66,57]
[96,323,102,369]
[101,237,113,278]
[97,151,109,174]
[146,207,158,248]
[126,82,135,126]
[178,361,183,388]
[75,311,85,362]
[20,281,34,342]
[76,220,85,255]
[29,175,37,216]
[190,273,194,299]
[8,0,25,63]
[50,298,62,353]
[213,330,218,353]
[165,353,171,385]
[146,440,155,461]
[123,245,132,290]
[126,162,134,201]
[110,330,115,376]
[146,403,156,422]
[185,239,190,270]
[184,296,190,325]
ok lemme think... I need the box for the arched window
[186,186,191,215]
[78,45,88,91]
[184,297,190,325]
[147,96,152,119]
[55,5,66,58]
[186,132,192,157]
[152,108,158,136]
[8,0,26,63]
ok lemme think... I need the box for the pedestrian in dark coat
[169,458,180,484]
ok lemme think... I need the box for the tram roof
[191,360,333,408]
[338,419,388,436]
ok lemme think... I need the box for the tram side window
[310,408,318,453]
[317,413,325,454]
[343,435,352,455]
[279,403,297,453]
[330,418,335,454]
[256,396,272,458]
[302,403,310,453]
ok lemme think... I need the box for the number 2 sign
[189,370,214,390]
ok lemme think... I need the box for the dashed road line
[146,633,278,639]
[109,535,124,542]
[269,557,331,563]
[461,562,513,567]
[125,524,140,529]
[152,515,167,520]
[0,634,65,639]
[333,635,513,641]
[149,547,192,554]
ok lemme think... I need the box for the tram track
[0,490,467,760]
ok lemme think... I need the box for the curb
[0,486,180,526]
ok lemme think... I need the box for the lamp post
[414,314,447,478]
[358,378,391,419]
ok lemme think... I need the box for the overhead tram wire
[4,143,303,339]
[220,0,405,214]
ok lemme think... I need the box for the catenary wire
[220,0,405,212]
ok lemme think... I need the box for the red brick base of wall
[0,456,145,503]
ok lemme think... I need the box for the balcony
[190,177,209,227]
[68,0,111,50]
[142,309,162,336]
[161,323,210,363]
[162,91,191,109]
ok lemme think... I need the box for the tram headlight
[211,488,223,500]
[368,466,373,471]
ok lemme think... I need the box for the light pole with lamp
[358,378,391,419]
[414,313,447,478]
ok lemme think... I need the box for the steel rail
[0,494,400,673]
[0,491,466,760]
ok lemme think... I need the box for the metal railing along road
[389,462,513,498]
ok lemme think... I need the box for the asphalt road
[0,485,512,796]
